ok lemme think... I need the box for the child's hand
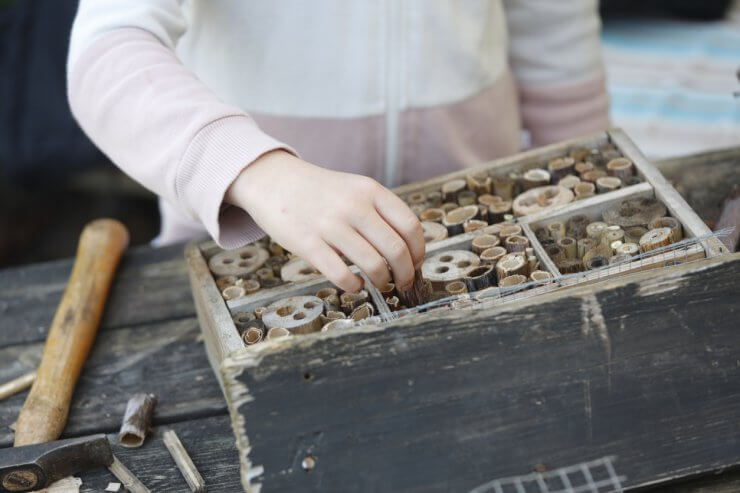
[226,150,425,292]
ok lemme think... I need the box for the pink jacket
[67,1,609,248]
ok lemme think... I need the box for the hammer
[1,219,129,490]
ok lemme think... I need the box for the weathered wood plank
[0,317,225,447]
[225,254,740,492]
[0,243,195,346]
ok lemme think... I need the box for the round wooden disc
[512,186,574,217]
[422,221,449,243]
[639,227,673,253]
[263,296,324,334]
[602,198,667,228]
[280,257,321,283]
[208,246,269,277]
[422,250,480,286]
[443,205,479,227]
[648,216,683,243]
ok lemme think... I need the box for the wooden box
[185,129,734,492]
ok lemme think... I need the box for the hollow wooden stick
[463,265,495,292]
[0,371,35,402]
[118,393,157,448]
[162,430,206,493]
[397,269,430,308]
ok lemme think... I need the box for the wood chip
[106,482,122,492]
[163,429,206,493]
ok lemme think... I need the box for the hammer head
[0,434,112,492]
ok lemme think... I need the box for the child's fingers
[326,227,391,288]
[374,191,426,268]
[352,212,415,290]
[305,239,364,293]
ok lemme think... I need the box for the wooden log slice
[498,274,528,288]
[495,253,527,281]
[208,245,269,277]
[463,264,496,292]
[557,174,581,190]
[263,296,324,334]
[639,227,673,253]
[463,220,488,233]
[596,176,622,194]
[480,246,507,265]
[624,226,649,244]
[606,157,634,181]
[477,194,503,207]
[488,200,513,223]
[512,186,574,217]
[421,221,449,244]
[649,216,683,243]
[466,172,492,195]
[547,157,576,181]
[491,175,515,200]
[602,197,667,228]
[522,169,551,191]
[441,179,467,203]
[444,281,468,296]
[280,257,321,283]
[471,234,500,255]
[419,208,445,223]
[504,234,530,253]
[529,270,552,282]
[574,181,596,199]
[457,190,478,207]
[422,250,480,289]
[442,205,479,236]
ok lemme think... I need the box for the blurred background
[1,0,739,267]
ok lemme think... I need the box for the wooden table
[0,149,738,492]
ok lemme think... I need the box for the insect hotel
[186,129,736,492]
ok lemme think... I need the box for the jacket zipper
[384,0,402,187]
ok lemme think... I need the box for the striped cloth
[602,2,740,159]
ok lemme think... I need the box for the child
[67,1,609,292]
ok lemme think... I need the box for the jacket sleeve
[503,0,610,146]
[67,0,294,248]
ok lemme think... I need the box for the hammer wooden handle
[14,219,129,446]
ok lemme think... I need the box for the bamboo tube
[504,234,530,253]
[266,327,290,340]
[570,147,590,162]
[215,275,238,291]
[440,202,459,213]
[649,217,683,243]
[463,265,496,292]
[419,208,445,223]
[615,242,639,257]
[499,274,527,288]
[441,179,467,203]
[522,169,551,191]
[480,246,507,265]
[254,307,267,320]
[495,253,527,281]
[577,238,598,259]
[639,227,673,253]
[581,169,607,184]
[407,191,427,206]
[464,219,488,233]
[558,237,578,259]
[457,190,478,207]
[547,221,566,242]
[0,371,36,402]
[558,174,581,190]
[350,302,375,321]
[421,221,449,243]
[243,326,265,345]
[596,176,622,194]
[606,158,634,181]
[491,176,515,200]
[584,255,609,270]
[256,267,274,281]
[445,281,468,296]
[385,296,401,311]
[397,269,430,308]
[471,234,500,255]
[316,287,340,311]
[545,243,566,263]
[547,157,576,181]
[221,285,245,300]
[340,290,369,312]
[530,270,552,282]
[162,430,206,493]
[602,198,667,228]
[602,228,625,248]
[118,393,157,448]
[443,205,479,236]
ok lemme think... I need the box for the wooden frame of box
[185,129,734,492]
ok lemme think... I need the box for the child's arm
[67,1,423,292]
[503,0,610,145]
